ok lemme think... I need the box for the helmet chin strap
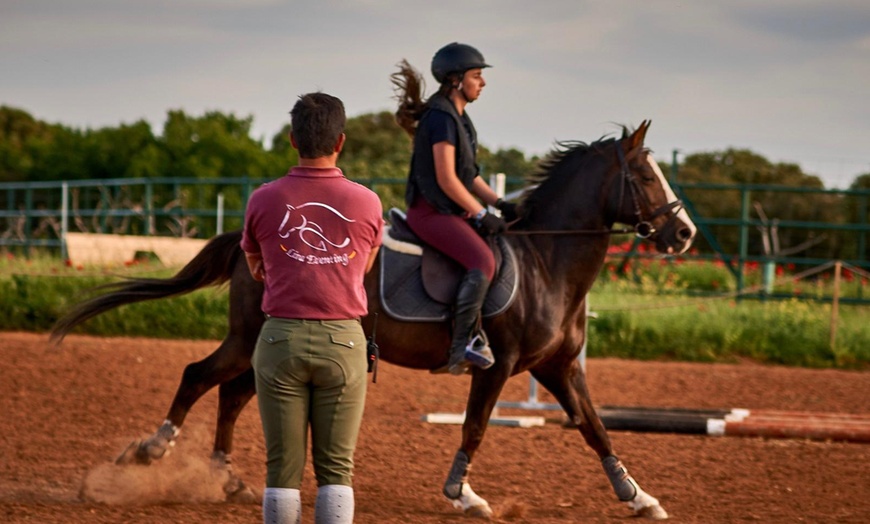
[452,72,472,103]
[458,83,472,103]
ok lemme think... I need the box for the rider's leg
[448,269,495,374]
[406,198,498,374]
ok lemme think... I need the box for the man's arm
[245,252,265,282]
[365,246,380,274]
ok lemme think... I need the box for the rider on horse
[397,42,519,375]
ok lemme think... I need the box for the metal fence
[672,181,870,291]
[3,176,869,285]
[0,176,412,259]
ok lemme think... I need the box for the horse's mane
[518,134,622,215]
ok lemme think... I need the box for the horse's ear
[629,120,651,149]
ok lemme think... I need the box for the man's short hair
[290,92,346,158]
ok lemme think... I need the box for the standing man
[241,92,383,524]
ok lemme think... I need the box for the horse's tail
[50,230,245,342]
[390,59,427,138]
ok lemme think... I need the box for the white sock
[314,484,354,524]
[262,487,301,524]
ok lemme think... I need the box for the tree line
[2,105,868,262]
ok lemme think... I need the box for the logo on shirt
[277,202,357,266]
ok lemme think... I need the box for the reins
[505,227,633,236]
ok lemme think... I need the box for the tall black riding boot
[448,269,495,375]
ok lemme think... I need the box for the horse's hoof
[636,504,668,520]
[627,486,668,520]
[225,484,259,505]
[449,483,493,519]
[465,504,493,519]
[114,440,148,465]
[224,478,259,505]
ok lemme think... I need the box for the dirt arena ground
[1,331,868,523]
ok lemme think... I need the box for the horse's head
[516,123,695,255]
[610,121,696,255]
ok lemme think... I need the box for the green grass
[0,254,229,340]
[588,280,870,369]
[1,254,868,369]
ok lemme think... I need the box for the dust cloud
[79,426,232,505]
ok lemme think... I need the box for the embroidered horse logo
[277,202,354,252]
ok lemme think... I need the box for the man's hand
[245,252,265,282]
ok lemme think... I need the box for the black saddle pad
[378,227,519,322]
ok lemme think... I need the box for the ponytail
[390,60,427,138]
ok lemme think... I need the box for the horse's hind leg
[210,368,259,503]
[116,334,253,465]
[532,359,668,520]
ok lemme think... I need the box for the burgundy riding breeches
[406,197,496,281]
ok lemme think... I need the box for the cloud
[1,0,868,185]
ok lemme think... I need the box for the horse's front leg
[443,358,514,518]
[533,359,668,520]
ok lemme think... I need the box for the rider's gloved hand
[495,198,519,222]
[474,210,507,236]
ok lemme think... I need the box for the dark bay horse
[52,121,695,520]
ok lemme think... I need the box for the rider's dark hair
[289,92,346,158]
[391,60,427,138]
[391,60,468,139]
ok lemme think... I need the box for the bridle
[614,141,685,239]
[507,140,684,238]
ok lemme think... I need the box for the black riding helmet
[431,42,491,84]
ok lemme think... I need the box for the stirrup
[464,332,495,370]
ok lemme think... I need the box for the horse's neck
[516,152,616,300]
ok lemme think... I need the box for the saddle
[379,208,519,322]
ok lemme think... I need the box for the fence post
[24,187,33,254]
[216,192,225,235]
[859,195,867,265]
[737,188,751,296]
[145,181,154,235]
[61,182,69,260]
[830,261,842,351]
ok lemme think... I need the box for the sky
[2,0,869,188]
